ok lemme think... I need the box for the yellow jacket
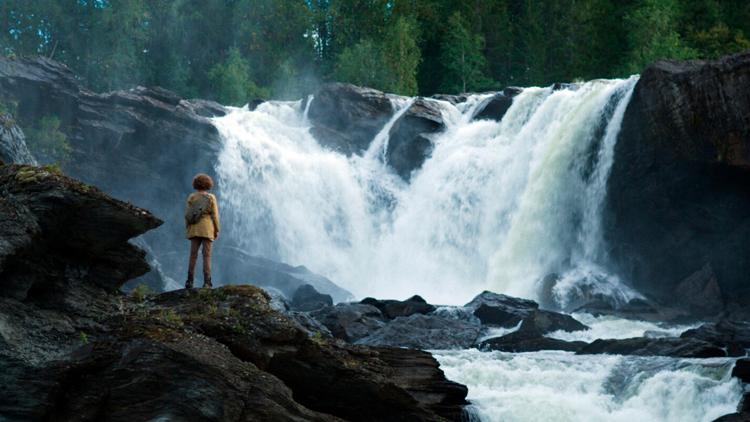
[185,192,220,240]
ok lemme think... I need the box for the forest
[2,0,749,104]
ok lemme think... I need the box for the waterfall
[213,77,639,305]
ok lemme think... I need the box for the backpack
[185,193,212,225]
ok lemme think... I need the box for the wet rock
[607,52,750,303]
[360,295,436,320]
[308,83,393,155]
[386,97,445,179]
[464,291,538,326]
[732,359,750,383]
[478,309,588,352]
[356,313,481,349]
[577,337,726,358]
[431,93,469,105]
[680,319,750,355]
[481,332,587,353]
[291,284,333,312]
[472,92,515,121]
[311,303,386,343]
[522,310,589,334]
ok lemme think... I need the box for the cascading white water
[214,77,640,305]
[434,349,742,422]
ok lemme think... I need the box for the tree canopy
[2,0,749,104]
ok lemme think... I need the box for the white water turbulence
[434,349,742,422]
[214,77,641,305]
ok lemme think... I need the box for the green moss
[130,284,152,302]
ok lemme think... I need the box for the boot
[185,273,194,289]
[202,275,212,289]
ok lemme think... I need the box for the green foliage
[2,0,750,96]
[208,47,269,106]
[622,0,698,74]
[24,115,71,165]
[439,12,493,93]
[79,331,89,345]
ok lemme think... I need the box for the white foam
[434,349,742,422]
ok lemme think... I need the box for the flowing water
[214,77,640,305]
[434,349,742,422]
[211,78,744,421]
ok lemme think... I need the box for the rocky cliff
[0,163,468,421]
[607,51,750,307]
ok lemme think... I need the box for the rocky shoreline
[0,163,468,421]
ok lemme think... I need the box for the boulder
[386,97,446,179]
[680,319,750,355]
[606,51,750,303]
[360,295,436,319]
[478,309,588,353]
[481,332,587,353]
[472,91,516,121]
[464,291,538,326]
[577,337,726,358]
[311,303,386,343]
[291,284,333,312]
[356,313,481,350]
[307,83,393,155]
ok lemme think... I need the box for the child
[184,173,220,289]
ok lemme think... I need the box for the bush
[24,115,71,165]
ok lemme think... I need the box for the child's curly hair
[192,173,214,190]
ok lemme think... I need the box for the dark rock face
[472,91,516,121]
[0,56,225,289]
[465,291,539,326]
[356,314,481,350]
[0,114,35,164]
[577,337,726,358]
[607,51,750,303]
[212,246,353,303]
[673,264,724,316]
[291,284,333,312]
[311,303,387,343]
[386,98,445,179]
[361,295,436,320]
[307,83,393,155]
[308,84,449,180]
[680,320,750,356]
[0,164,162,295]
[732,359,750,384]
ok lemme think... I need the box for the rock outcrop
[0,164,468,421]
[607,51,750,305]
[0,114,35,164]
[308,83,448,179]
[0,56,225,290]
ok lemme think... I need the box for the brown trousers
[187,237,213,285]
